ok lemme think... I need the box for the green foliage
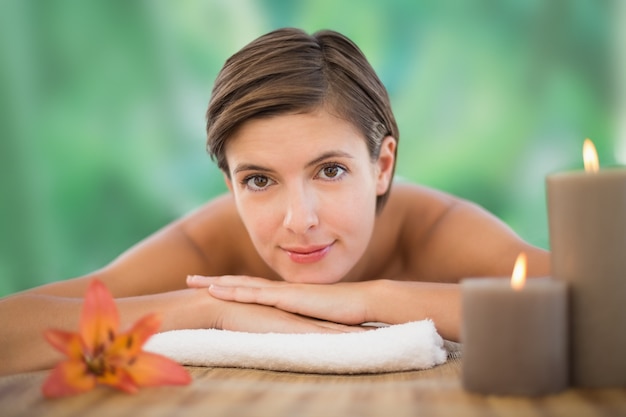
[0,0,616,295]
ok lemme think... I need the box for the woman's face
[224,109,395,284]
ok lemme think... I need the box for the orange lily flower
[42,279,191,398]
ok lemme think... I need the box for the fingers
[208,284,291,315]
[189,276,369,326]
[207,284,267,304]
[312,320,367,333]
[277,319,358,335]
[188,275,288,310]
[186,275,215,288]
[219,301,365,335]
[186,275,281,289]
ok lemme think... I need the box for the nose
[282,185,319,233]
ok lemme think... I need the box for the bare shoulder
[24,194,253,297]
[380,181,458,233]
[378,181,464,253]
[178,193,243,242]
[178,193,271,278]
[385,181,504,232]
[366,182,457,280]
[381,181,549,282]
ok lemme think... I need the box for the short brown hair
[206,28,399,210]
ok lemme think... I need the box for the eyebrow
[232,150,354,175]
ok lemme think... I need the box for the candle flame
[583,138,599,173]
[510,252,527,290]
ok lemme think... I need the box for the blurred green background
[0,0,620,296]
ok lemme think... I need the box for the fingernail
[208,284,225,293]
[187,275,201,283]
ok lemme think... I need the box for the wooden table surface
[1,353,625,417]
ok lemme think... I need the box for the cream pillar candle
[461,254,568,396]
[546,139,626,387]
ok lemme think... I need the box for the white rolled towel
[145,320,447,374]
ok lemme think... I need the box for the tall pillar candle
[547,168,626,387]
[461,254,568,396]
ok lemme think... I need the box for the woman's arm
[0,195,355,376]
[0,208,215,375]
[0,286,208,375]
[0,284,356,376]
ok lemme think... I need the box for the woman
[0,28,549,375]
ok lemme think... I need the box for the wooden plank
[1,357,624,417]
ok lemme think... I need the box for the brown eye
[318,164,346,180]
[244,175,274,191]
[323,166,339,178]
[253,176,269,188]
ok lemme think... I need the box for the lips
[282,243,333,264]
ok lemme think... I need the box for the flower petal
[80,279,119,354]
[42,360,96,398]
[127,352,191,387]
[97,367,140,394]
[127,313,161,348]
[44,329,83,359]
[109,313,161,357]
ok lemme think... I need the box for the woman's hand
[187,275,375,326]
[209,293,364,334]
